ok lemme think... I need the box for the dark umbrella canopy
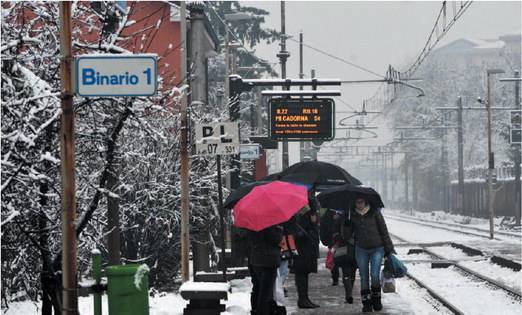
[277,161,362,187]
[224,180,272,209]
[318,184,384,211]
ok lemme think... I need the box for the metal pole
[515,71,521,226]
[457,97,465,214]
[279,1,289,169]
[217,155,226,281]
[310,69,317,160]
[486,73,494,239]
[441,113,448,211]
[382,152,388,200]
[180,2,190,282]
[92,250,102,315]
[299,31,305,161]
[405,154,410,212]
[59,3,77,314]
[224,25,230,110]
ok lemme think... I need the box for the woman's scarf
[355,204,370,216]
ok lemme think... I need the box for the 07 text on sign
[195,122,240,156]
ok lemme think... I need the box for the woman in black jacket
[345,194,394,312]
[291,194,320,309]
[248,225,283,315]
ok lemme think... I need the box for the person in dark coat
[333,211,357,304]
[291,193,320,309]
[345,194,394,312]
[319,209,340,286]
[248,225,283,315]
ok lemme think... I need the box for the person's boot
[296,274,315,309]
[371,286,382,311]
[343,276,354,304]
[361,289,373,312]
[304,274,320,308]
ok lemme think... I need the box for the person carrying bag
[333,208,357,304]
[349,195,395,312]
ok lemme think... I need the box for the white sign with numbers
[195,122,240,155]
[240,144,261,160]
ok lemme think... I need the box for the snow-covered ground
[385,208,522,315]
[2,278,253,315]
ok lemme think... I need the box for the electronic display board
[269,98,334,141]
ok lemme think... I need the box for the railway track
[385,213,522,241]
[390,233,521,314]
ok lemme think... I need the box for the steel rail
[390,213,521,239]
[390,233,522,299]
[385,214,521,241]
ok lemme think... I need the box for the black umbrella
[277,161,362,187]
[223,180,272,209]
[318,184,385,211]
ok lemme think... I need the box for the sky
[242,1,521,167]
[249,1,521,107]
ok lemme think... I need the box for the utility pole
[404,154,410,212]
[277,1,290,169]
[514,71,521,226]
[299,31,305,161]
[441,112,449,211]
[500,71,522,226]
[486,68,505,239]
[382,152,388,201]
[457,97,464,214]
[310,69,318,160]
[59,2,78,314]
[179,2,190,282]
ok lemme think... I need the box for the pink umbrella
[233,181,309,232]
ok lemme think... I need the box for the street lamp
[481,68,505,239]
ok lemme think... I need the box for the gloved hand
[384,247,396,257]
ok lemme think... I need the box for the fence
[449,177,518,218]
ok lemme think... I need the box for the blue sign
[75,55,157,97]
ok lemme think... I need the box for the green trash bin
[106,264,150,315]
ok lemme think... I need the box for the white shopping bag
[381,270,396,293]
[274,268,285,305]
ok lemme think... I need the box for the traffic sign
[269,98,335,141]
[240,144,261,160]
[75,54,157,97]
[195,122,240,155]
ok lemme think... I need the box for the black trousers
[335,255,357,297]
[331,262,340,282]
[250,265,278,315]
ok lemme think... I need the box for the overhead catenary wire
[401,1,473,78]
[287,36,385,79]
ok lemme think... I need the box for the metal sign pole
[217,155,226,281]
[59,2,78,314]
